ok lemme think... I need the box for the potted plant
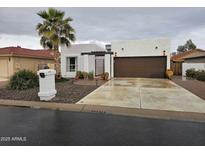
[166,69,173,80]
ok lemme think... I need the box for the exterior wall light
[163,50,166,56]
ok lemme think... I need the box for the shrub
[186,68,197,78]
[8,70,39,90]
[88,71,94,80]
[82,72,88,79]
[196,70,205,81]
[76,71,84,79]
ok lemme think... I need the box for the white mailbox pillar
[38,69,57,101]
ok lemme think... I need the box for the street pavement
[0,106,205,145]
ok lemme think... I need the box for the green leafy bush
[76,71,84,79]
[82,72,88,79]
[88,71,94,80]
[196,70,205,81]
[186,68,205,82]
[186,68,197,78]
[8,70,39,90]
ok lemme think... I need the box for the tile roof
[184,52,205,59]
[0,46,55,59]
[171,49,205,62]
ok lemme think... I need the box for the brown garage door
[114,56,167,78]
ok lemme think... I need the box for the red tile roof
[0,46,55,59]
[183,51,205,59]
[171,49,205,62]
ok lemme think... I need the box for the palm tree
[36,8,75,78]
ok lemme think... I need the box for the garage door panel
[114,56,166,78]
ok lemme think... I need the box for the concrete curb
[0,99,205,123]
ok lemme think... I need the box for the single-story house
[171,49,205,75]
[61,38,170,79]
[0,46,55,79]
[182,52,205,76]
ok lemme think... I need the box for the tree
[177,39,197,53]
[36,8,75,78]
[185,39,196,50]
[177,45,186,53]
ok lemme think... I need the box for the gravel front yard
[0,81,99,103]
[172,76,205,100]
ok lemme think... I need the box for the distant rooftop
[171,49,205,62]
[184,51,205,59]
[0,46,54,59]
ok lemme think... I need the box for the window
[38,64,49,70]
[66,57,78,72]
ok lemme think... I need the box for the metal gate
[95,56,104,76]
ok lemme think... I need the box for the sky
[0,7,205,52]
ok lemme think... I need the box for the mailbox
[37,69,56,101]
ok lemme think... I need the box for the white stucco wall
[111,38,171,69]
[61,44,105,78]
[182,63,205,76]
[61,53,84,78]
[88,55,95,74]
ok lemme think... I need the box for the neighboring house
[61,38,170,79]
[0,46,55,79]
[171,49,205,75]
[182,52,205,76]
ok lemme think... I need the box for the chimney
[105,44,111,52]
[17,46,21,48]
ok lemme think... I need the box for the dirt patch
[74,79,106,86]
[0,81,99,103]
[0,81,8,89]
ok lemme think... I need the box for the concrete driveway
[78,78,205,113]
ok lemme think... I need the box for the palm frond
[36,8,76,50]
[60,37,70,47]
[37,10,49,19]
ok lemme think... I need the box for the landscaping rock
[0,81,98,104]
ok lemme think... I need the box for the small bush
[88,71,94,80]
[55,77,69,83]
[76,71,84,79]
[8,70,39,90]
[82,72,88,79]
[186,68,197,78]
[196,70,205,81]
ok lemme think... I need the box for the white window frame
[66,57,78,72]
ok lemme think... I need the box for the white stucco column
[104,54,112,79]
[83,55,89,72]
